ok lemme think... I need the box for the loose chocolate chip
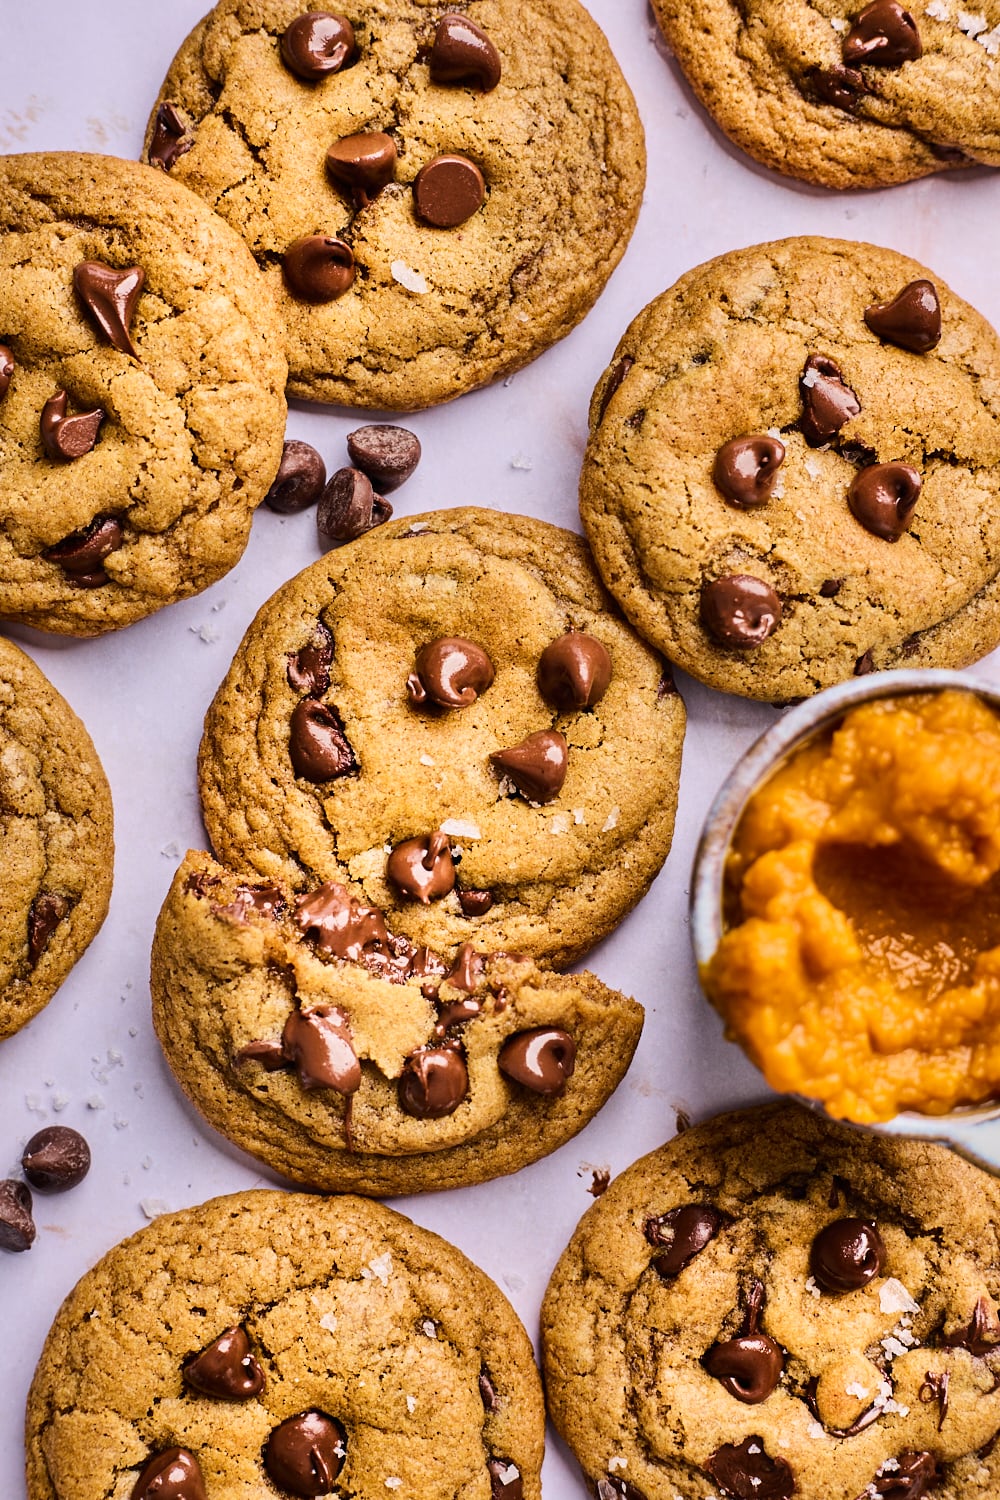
[700,575,782,649]
[289,699,358,781]
[843,1,922,66]
[855,649,875,676]
[73,261,145,359]
[0,343,14,398]
[346,424,421,492]
[0,1180,35,1252]
[848,462,921,541]
[288,624,335,694]
[27,892,70,964]
[809,1217,886,1293]
[479,1370,500,1412]
[803,63,870,111]
[149,102,193,171]
[713,435,785,508]
[40,390,105,461]
[944,1295,1000,1355]
[430,13,502,90]
[43,516,123,587]
[264,1411,347,1496]
[266,440,327,514]
[704,1437,794,1500]
[644,1204,726,1278]
[490,729,568,803]
[799,354,861,446]
[458,887,494,917]
[596,355,634,423]
[488,1458,523,1500]
[282,1005,362,1093]
[398,1044,469,1117]
[864,279,941,354]
[861,1451,942,1499]
[413,154,486,228]
[295,882,391,960]
[21,1126,90,1192]
[407,637,495,709]
[280,12,356,80]
[498,1027,576,1095]
[387,832,456,903]
[317,467,392,545]
[326,132,397,208]
[819,578,844,598]
[704,1332,784,1404]
[131,1449,207,1500]
[537,632,612,710]
[283,236,355,302]
[182,1325,265,1401]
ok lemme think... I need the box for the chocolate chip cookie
[0,636,113,1040]
[142,0,645,408]
[580,236,1000,702]
[198,508,685,967]
[0,152,287,634]
[542,1102,1000,1500]
[27,1188,544,1500]
[651,0,1000,189]
[150,851,643,1194]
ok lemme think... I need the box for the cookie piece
[542,1102,1000,1500]
[0,152,287,634]
[580,237,1000,702]
[27,1189,544,1500]
[151,851,643,1194]
[651,0,1000,190]
[198,508,685,967]
[0,637,113,1040]
[142,0,645,408]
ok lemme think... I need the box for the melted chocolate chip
[182,1325,265,1401]
[21,1126,90,1192]
[442,941,486,993]
[596,1480,646,1500]
[498,1028,576,1095]
[237,1038,289,1072]
[435,993,483,1032]
[288,623,335,695]
[858,1451,942,1499]
[149,102,193,171]
[705,1438,794,1500]
[596,355,634,423]
[27,892,70,964]
[73,261,145,359]
[855,648,875,676]
[843,1,922,67]
[280,12,356,80]
[282,1006,361,1093]
[387,832,456,903]
[943,1295,1000,1355]
[218,883,285,924]
[430,14,502,90]
[0,1180,35,1252]
[458,888,494,917]
[479,1370,500,1412]
[713,436,785,508]
[704,1331,784,1404]
[537,632,612,710]
[0,344,12,398]
[799,354,861,446]
[488,1458,523,1500]
[700,575,782,649]
[317,468,392,546]
[820,578,844,598]
[804,1375,882,1438]
[491,729,568,803]
[809,1217,886,1293]
[326,132,397,208]
[289,699,358,781]
[865,279,941,354]
[264,1411,347,1496]
[407,638,495,709]
[803,63,870,111]
[44,516,123,586]
[644,1204,726,1278]
[918,1370,950,1430]
[346,425,421,492]
[413,155,486,228]
[398,1045,469,1117]
[40,390,105,461]
[266,440,327,514]
[284,236,355,302]
[131,1449,207,1500]
[294,882,391,960]
[848,462,921,541]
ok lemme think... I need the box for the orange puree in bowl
[703,690,1000,1123]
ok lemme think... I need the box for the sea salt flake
[440,818,481,839]
[802,366,821,388]
[805,1275,822,1299]
[419,754,435,767]
[602,806,620,832]
[807,1420,825,1439]
[549,812,572,834]
[320,1311,338,1332]
[845,1380,871,1398]
[879,1278,920,1315]
[958,8,988,33]
[750,1482,761,1492]
[881,1335,910,1360]
[422,1319,437,1337]
[52,1094,69,1112]
[140,1198,170,1219]
[87,1094,106,1110]
[747,1444,761,1456]
[385,1479,403,1489]
[978,21,1000,51]
[805,455,823,480]
[609,1458,627,1473]
[496,1466,520,1487]
[771,478,785,500]
[766,428,781,439]
[189,623,221,644]
[511,453,533,471]
[364,1252,393,1285]
[406,1394,417,1413]
[877,1459,900,1475]
[830,14,849,28]
[572,808,585,825]
[926,0,950,15]
[391,260,429,294]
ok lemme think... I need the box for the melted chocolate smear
[704,1438,794,1500]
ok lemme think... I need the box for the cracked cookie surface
[27,1189,544,1500]
[0,152,286,635]
[580,236,1000,702]
[542,1102,1000,1500]
[0,636,113,1040]
[142,0,645,408]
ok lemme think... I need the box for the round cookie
[542,1102,1000,1500]
[0,152,287,635]
[0,635,113,1040]
[580,236,1000,703]
[27,1189,544,1500]
[651,0,1000,190]
[142,0,646,408]
[198,507,686,968]
[151,851,644,1194]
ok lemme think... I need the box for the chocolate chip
[537,632,612,710]
[407,638,495,709]
[458,887,494,917]
[490,729,568,803]
[288,623,334,695]
[317,467,392,545]
[943,1295,1000,1355]
[264,1411,347,1496]
[182,1325,265,1401]
[855,649,875,676]
[131,1450,207,1500]
[644,1204,726,1278]
[217,883,285,923]
[488,1458,523,1500]
[0,1180,35,1252]
[596,355,634,423]
[295,882,391,960]
[289,699,357,781]
[657,667,677,698]
[280,12,356,80]
[266,440,327,514]
[799,354,861,446]
[589,1168,611,1197]
[326,132,397,209]
[713,435,785,508]
[283,236,355,302]
[498,1028,576,1095]
[918,1370,950,1430]
[819,578,844,598]
[43,516,123,587]
[27,892,70,964]
[803,63,870,111]
[435,993,483,1032]
[413,154,485,228]
[848,462,921,541]
[861,1452,942,1499]
[21,1126,90,1192]
[0,343,14,398]
[843,1,922,66]
[443,941,485,993]
[387,832,456,903]
[398,1045,469,1117]
[346,425,421,492]
[236,1038,289,1072]
[704,1331,784,1404]
[479,1370,500,1412]
[865,279,941,353]
[282,1005,361,1093]
[700,575,782,649]
[430,14,502,90]
[73,261,145,359]
[809,1217,886,1293]
[149,102,193,171]
[704,1437,794,1500]
[40,390,104,461]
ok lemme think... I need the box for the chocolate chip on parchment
[346,425,421,492]
[21,1126,90,1192]
[316,467,392,545]
[266,441,327,514]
